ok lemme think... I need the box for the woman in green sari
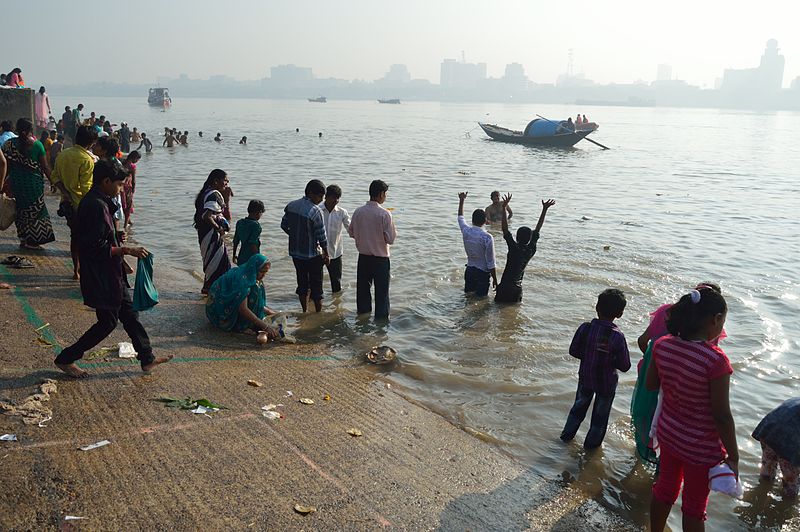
[206,254,279,337]
[0,118,55,249]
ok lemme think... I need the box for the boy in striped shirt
[560,289,631,448]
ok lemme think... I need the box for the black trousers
[464,265,490,296]
[356,254,390,319]
[293,256,324,301]
[326,256,343,293]
[55,288,154,367]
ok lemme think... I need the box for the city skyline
[6,0,800,89]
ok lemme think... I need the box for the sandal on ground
[10,258,35,269]
[1,256,20,265]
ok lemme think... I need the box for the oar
[535,114,610,150]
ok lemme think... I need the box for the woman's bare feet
[55,362,89,378]
[141,354,173,372]
[20,242,44,250]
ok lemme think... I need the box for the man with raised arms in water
[485,190,513,225]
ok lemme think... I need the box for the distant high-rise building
[440,58,487,89]
[270,64,313,86]
[503,63,529,91]
[721,39,785,93]
[657,64,672,81]
[380,64,411,84]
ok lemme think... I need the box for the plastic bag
[132,254,159,312]
[0,194,16,231]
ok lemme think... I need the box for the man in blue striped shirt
[281,180,329,312]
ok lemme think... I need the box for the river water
[64,96,798,530]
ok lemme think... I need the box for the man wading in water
[54,160,172,377]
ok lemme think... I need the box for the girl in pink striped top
[645,288,739,531]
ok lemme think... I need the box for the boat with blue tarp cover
[479,118,599,147]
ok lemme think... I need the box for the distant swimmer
[239,136,247,145]
[163,131,178,147]
[198,131,203,138]
[318,132,323,138]
[180,131,189,146]
[131,127,141,144]
[214,132,222,142]
[485,190,512,225]
[296,128,299,133]
[136,133,153,153]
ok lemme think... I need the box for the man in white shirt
[321,184,351,294]
[457,191,497,297]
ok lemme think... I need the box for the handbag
[0,193,16,231]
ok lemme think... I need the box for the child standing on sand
[561,289,631,448]
[646,287,738,531]
[233,200,264,265]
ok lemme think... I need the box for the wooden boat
[308,96,327,103]
[378,98,401,104]
[479,122,593,147]
[148,87,171,108]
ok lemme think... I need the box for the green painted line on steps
[77,354,336,368]
[1,263,333,368]
[0,264,63,355]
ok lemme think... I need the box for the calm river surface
[65,96,799,530]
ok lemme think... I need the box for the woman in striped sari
[194,169,231,294]
[1,119,55,249]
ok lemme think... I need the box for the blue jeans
[560,384,615,448]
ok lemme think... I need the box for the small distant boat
[479,118,598,148]
[308,96,327,103]
[148,87,171,108]
[378,98,401,104]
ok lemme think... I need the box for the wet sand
[0,197,637,531]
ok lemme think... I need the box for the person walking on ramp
[54,160,172,377]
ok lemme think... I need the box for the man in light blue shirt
[457,191,497,297]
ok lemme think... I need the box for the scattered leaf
[323,394,331,401]
[262,411,281,420]
[294,504,316,515]
[155,396,226,410]
[36,337,53,346]
[299,398,314,405]
[247,380,263,388]
[346,428,363,437]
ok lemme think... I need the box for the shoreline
[0,195,638,530]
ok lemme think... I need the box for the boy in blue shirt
[233,200,264,265]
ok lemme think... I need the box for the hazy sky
[7,1,800,88]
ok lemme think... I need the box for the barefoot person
[54,160,172,377]
[494,195,555,303]
[194,169,232,294]
[281,179,329,312]
[457,191,497,297]
[485,191,513,225]
[206,254,279,338]
[348,179,397,320]
[1,118,55,250]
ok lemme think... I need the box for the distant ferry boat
[308,96,327,103]
[148,87,172,108]
[378,98,401,104]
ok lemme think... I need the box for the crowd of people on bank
[1,87,797,531]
